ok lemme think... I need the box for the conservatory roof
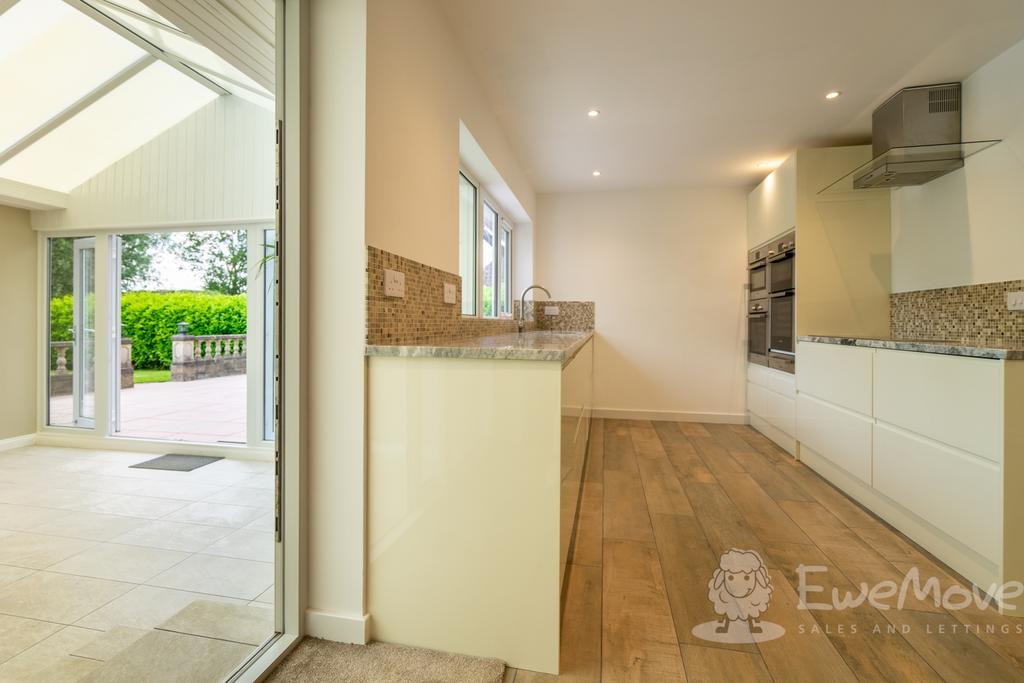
[0,0,273,197]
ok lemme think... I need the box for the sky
[149,233,205,290]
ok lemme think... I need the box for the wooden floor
[507,419,1024,682]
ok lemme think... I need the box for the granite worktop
[799,335,1024,361]
[366,330,594,365]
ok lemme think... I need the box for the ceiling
[439,0,1024,192]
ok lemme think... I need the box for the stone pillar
[171,323,197,382]
[120,338,134,389]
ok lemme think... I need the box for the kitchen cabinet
[747,155,796,248]
[366,335,594,674]
[747,363,796,455]
[795,340,1024,609]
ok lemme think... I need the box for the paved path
[50,375,247,444]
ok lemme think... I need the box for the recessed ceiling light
[592,170,602,177]
[587,109,600,118]
[825,90,842,100]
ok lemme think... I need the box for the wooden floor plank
[583,419,605,484]
[883,609,1024,682]
[558,563,603,682]
[603,420,639,474]
[730,424,787,463]
[727,448,814,502]
[653,421,716,484]
[690,434,747,478]
[773,458,886,531]
[678,422,712,439]
[603,470,654,543]
[684,482,766,558]
[570,482,603,567]
[651,512,756,653]
[679,644,772,683]
[755,569,859,683]
[715,472,813,546]
[705,422,759,457]
[602,539,685,682]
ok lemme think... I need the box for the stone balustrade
[49,339,133,396]
[171,328,246,381]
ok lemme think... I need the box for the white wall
[535,188,748,421]
[0,206,37,441]
[32,96,274,232]
[366,0,535,275]
[891,38,1024,292]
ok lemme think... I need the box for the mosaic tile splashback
[367,246,595,345]
[517,300,595,332]
[891,279,1024,349]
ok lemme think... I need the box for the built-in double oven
[748,231,796,373]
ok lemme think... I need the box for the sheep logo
[690,548,786,644]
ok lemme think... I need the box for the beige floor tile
[79,495,188,520]
[0,533,96,569]
[0,504,72,532]
[235,474,274,490]
[126,481,224,502]
[0,572,133,624]
[202,529,274,562]
[0,626,103,683]
[203,486,273,508]
[163,501,265,528]
[147,554,273,600]
[157,600,274,646]
[252,584,274,605]
[243,513,275,532]
[47,544,189,584]
[0,566,34,590]
[69,626,149,662]
[0,614,62,664]
[78,630,254,683]
[28,513,147,543]
[111,520,232,553]
[75,585,246,631]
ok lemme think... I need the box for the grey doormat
[265,638,506,683]
[129,454,224,472]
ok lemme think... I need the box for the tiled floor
[49,375,247,443]
[0,445,275,682]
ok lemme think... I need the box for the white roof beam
[0,0,19,18]
[0,177,68,211]
[0,55,157,166]
[63,0,230,97]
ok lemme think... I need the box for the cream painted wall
[891,38,1024,292]
[535,188,748,421]
[0,206,37,440]
[365,0,535,275]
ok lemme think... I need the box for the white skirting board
[592,408,746,424]
[0,433,35,452]
[305,609,369,645]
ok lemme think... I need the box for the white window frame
[459,167,514,319]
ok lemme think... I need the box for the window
[459,170,515,318]
[458,173,477,316]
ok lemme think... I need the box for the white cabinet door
[796,341,873,416]
[796,393,873,484]
[747,156,796,248]
[873,423,1001,562]
[874,350,1004,463]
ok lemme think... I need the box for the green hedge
[50,291,247,370]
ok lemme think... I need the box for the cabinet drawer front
[873,423,1000,562]
[796,341,873,415]
[748,364,796,398]
[748,381,769,418]
[796,394,872,484]
[873,350,1003,463]
[764,388,796,438]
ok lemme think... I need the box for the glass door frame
[71,237,97,429]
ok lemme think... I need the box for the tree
[48,234,171,297]
[174,230,248,295]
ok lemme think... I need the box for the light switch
[443,282,457,304]
[1008,291,1024,311]
[384,269,405,298]
[544,305,560,316]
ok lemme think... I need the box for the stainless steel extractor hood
[853,83,963,189]
[819,83,1001,194]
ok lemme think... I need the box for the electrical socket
[443,282,457,304]
[1008,291,1024,311]
[544,305,561,316]
[384,269,405,298]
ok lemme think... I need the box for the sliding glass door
[72,238,97,428]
